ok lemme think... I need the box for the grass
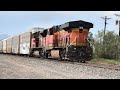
[91,58,120,66]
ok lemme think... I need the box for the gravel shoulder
[0,54,120,79]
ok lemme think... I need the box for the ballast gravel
[0,54,120,79]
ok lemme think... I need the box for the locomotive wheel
[59,50,65,61]
[39,51,43,58]
[80,61,86,63]
[29,49,34,57]
[44,52,48,59]
[69,58,74,62]
[70,60,73,62]
[77,60,80,62]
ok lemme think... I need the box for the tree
[93,30,120,60]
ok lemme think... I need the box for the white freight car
[19,31,32,55]
[6,37,12,53]
[12,35,20,54]
[0,40,2,53]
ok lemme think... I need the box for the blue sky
[0,11,120,37]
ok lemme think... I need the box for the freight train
[0,20,93,63]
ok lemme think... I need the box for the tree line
[89,30,120,60]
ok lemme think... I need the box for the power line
[115,14,120,18]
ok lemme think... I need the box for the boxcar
[6,37,12,53]
[0,40,3,53]
[12,35,20,54]
[19,31,32,55]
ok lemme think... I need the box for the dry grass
[91,58,120,66]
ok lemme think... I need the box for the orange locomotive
[30,20,93,62]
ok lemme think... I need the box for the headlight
[74,48,76,50]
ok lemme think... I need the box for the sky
[0,11,120,37]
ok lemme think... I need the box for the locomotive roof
[40,20,93,35]
[31,27,44,34]
[1,36,13,41]
[59,20,93,30]
[41,29,48,37]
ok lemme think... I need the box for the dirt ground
[0,54,120,79]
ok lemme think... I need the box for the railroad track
[76,62,120,71]
[54,60,120,71]
[2,53,120,71]
[27,55,120,71]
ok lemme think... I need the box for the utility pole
[115,14,120,36]
[101,16,111,36]
[101,16,111,56]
